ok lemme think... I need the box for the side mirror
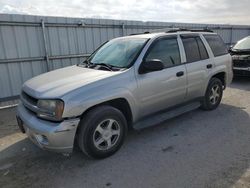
[228,45,233,53]
[139,59,164,74]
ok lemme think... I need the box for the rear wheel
[201,78,223,111]
[77,105,127,159]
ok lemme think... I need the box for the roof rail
[166,28,214,33]
[129,31,151,36]
[145,27,181,33]
[129,28,180,35]
[129,28,213,36]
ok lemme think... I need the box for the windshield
[233,37,250,50]
[87,38,148,68]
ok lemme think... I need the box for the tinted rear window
[196,37,209,60]
[204,35,228,57]
[181,36,209,63]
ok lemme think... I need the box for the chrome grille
[233,60,250,68]
[21,91,39,113]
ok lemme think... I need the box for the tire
[77,105,128,159]
[200,78,223,111]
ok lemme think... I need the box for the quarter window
[204,35,228,57]
[181,36,209,63]
[145,38,181,68]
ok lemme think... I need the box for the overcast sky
[0,0,250,25]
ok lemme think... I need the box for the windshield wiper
[77,59,92,68]
[80,60,124,71]
[92,63,115,71]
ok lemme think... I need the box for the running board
[133,102,201,130]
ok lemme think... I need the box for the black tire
[200,78,223,111]
[77,105,127,159]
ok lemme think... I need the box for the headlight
[37,99,64,121]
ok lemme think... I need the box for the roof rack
[129,28,213,36]
[166,28,214,33]
[129,28,180,35]
[129,31,151,36]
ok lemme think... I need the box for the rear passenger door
[181,34,213,100]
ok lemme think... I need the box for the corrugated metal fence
[0,13,250,107]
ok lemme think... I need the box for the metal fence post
[122,23,125,36]
[41,19,50,71]
[230,27,233,45]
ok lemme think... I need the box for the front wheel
[77,105,127,159]
[201,78,223,111]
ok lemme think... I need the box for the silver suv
[16,29,233,159]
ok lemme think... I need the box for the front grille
[233,60,250,68]
[21,91,39,113]
[21,92,38,105]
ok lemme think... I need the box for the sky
[0,0,250,25]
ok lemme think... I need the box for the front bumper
[16,103,80,153]
[233,67,250,76]
[232,57,250,76]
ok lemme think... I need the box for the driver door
[136,36,187,117]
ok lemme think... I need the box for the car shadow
[0,107,19,139]
[229,76,250,91]
[0,103,250,188]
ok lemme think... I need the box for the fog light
[35,134,49,145]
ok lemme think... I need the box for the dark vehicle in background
[229,36,250,76]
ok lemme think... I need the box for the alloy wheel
[93,119,121,150]
[209,84,221,105]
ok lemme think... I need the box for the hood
[23,65,119,98]
[231,49,250,55]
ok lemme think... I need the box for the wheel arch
[79,98,133,128]
[211,72,226,89]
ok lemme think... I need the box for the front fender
[62,87,139,122]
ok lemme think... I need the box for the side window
[181,36,209,63]
[204,34,228,57]
[182,37,200,63]
[145,38,181,68]
[196,37,209,60]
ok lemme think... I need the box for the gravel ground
[0,77,250,188]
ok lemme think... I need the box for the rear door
[136,36,187,117]
[203,34,232,83]
[180,34,213,100]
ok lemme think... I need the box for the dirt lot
[0,77,250,188]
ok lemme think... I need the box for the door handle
[206,64,213,69]
[176,71,184,77]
